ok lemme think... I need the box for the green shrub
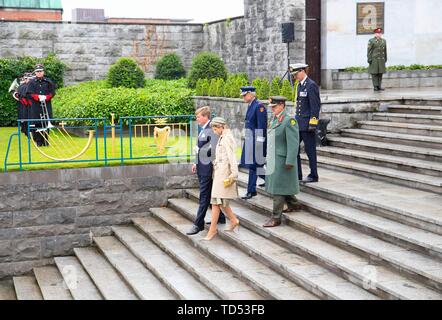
[195,79,205,96]
[107,58,146,89]
[270,77,282,96]
[201,79,210,96]
[260,78,271,100]
[0,54,66,126]
[52,79,194,126]
[252,78,263,99]
[280,79,294,101]
[208,78,218,96]
[155,53,186,80]
[215,78,225,97]
[187,52,227,88]
[344,64,442,72]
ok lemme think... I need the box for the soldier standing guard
[16,73,34,136]
[240,86,267,200]
[264,96,303,228]
[291,63,321,183]
[26,64,56,147]
[368,28,387,91]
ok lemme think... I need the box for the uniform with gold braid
[292,63,321,183]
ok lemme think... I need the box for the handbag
[223,178,235,188]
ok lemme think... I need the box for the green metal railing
[4,115,195,172]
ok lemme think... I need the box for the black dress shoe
[241,192,257,200]
[302,177,319,183]
[258,183,265,188]
[186,225,204,235]
[378,87,385,91]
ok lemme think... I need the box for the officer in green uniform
[368,27,387,91]
[264,96,303,228]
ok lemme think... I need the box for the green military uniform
[367,30,387,91]
[265,98,300,225]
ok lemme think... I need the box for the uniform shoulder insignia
[290,119,297,126]
[260,107,265,113]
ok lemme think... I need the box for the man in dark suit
[187,106,226,235]
[291,63,321,183]
[240,86,267,200]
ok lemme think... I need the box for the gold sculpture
[152,118,171,154]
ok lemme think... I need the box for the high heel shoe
[202,230,218,241]
[226,219,240,232]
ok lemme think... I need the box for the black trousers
[194,174,225,229]
[297,130,318,180]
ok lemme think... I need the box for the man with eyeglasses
[26,64,56,147]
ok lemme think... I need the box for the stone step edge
[327,136,442,158]
[340,129,442,144]
[111,226,211,301]
[317,147,442,173]
[373,113,442,120]
[237,168,442,233]
[12,276,43,300]
[169,197,380,300]
[358,121,442,131]
[307,155,442,190]
[93,236,174,300]
[73,247,138,300]
[180,192,410,300]
[185,189,442,293]
[132,215,271,300]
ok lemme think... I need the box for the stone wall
[193,96,402,135]
[328,69,442,90]
[0,1,307,85]
[243,0,306,81]
[0,163,197,278]
[0,21,204,85]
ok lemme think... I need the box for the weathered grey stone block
[42,234,91,258]
[13,238,41,261]
[0,213,12,229]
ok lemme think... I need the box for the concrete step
[33,266,73,300]
[170,196,378,300]
[303,154,442,194]
[12,276,43,300]
[112,226,218,300]
[317,146,442,177]
[294,167,442,235]
[358,121,442,138]
[132,216,268,300]
[0,279,16,300]
[54,256,103,300]
[373,113,442,126]
[238,173,442,259]
[94,236,177,300]
[327,136,442,163]
[340,129,442,149]
[180,192,442,299]
[228,182,442,291]
[388,105,442,115]
[74,247,138,300]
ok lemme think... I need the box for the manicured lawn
[0,127,194,172]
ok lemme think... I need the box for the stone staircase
[0,102,440,300]
[315,104,442,194]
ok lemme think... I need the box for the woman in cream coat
[204,117,240,241]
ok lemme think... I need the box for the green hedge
[195,74,299,101]
[188,52,228,88]
[155,53,186,80]
[0,54,66,126]
[344,64,442,72]
[53,78,194,126]
[107,58,146,89]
